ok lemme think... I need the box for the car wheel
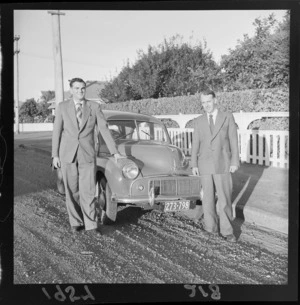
[96,176,117,225]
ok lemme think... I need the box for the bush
[248,117,289,130]
[102,87,289,115]
[33,115,45,123]
[19,116,34,123]
[159,119,180,128]
[44,114,55,123]
[217,87,289,112]
[102,87,289,130]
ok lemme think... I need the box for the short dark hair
[201,89,215,98]
[69,78,86,88]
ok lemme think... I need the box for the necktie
[209,114,214,134]
[76,102,82,127]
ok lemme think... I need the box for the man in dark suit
[52,78,123,235]
[191,89,239,242]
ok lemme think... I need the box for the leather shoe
[224,234,237,243]
[204,230,219,237]
[86,228,102,236]
[71,225,84,233]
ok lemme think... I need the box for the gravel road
[14,145,288,284]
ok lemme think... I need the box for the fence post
[187,129,192,156]
[252,131,257,164]
[258,133,264,165]
[272,132,278,167]
[239,130,248,163]
[279,133,285,168]
[264,132,271,166]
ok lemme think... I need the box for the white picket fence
[14,123,289,169]
[168,128,289,169]
[15,123,53,132]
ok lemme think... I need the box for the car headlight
[122,162,139,179]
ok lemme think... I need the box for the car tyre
[96,176,117,225]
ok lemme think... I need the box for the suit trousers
[200,173,233,236]
[61,148,97,230]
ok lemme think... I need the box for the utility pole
[48,10,65,108]
[14,35,20,134]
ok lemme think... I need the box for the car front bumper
[114,195,198,211]
[112,175,202,210]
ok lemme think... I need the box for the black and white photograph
[0,1,299,303]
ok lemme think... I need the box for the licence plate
[164,200,190,212]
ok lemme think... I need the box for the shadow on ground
[14,145,57,197]
[231,163,266,238]
[100,206,151,235]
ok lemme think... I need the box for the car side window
[137,122,152,140]
[108,124,121,140]
[97,119,170,156]
[97,123,121,155]
[97,130,110,155]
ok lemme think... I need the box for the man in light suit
[52,78,123,235]
[191,89,239,242]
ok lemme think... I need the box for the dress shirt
[207,108,218,124]
[74,99,83,107]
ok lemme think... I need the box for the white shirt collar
[73,99,83,106]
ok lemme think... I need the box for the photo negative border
[0,1,299,304]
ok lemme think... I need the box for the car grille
[149,177,201,196]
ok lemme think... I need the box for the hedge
[248,117,289,130]
[101,87,289,115]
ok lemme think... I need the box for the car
[95,110,202,224]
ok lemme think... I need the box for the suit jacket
[191,110,239,175]
[52,99,118,163]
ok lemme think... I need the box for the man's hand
[114,153,126,162]
[229,165,239,173]
[52,156,61,169]
[192,167,199,176]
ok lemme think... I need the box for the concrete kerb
[232,202,288,234]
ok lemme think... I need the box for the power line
[21,51,110,68]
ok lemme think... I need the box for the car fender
[96,156,136,198]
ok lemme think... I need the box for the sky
[14,9,287,102]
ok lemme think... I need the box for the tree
[38,90,55,117]
[101,64,141,103]
[36,100,52,118]
[19,98,38,122]
[219,12,289,91]
[101,35,219,102]
[40,90,55,103]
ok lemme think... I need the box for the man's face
[70,81,86,101]
[201,94,217,114]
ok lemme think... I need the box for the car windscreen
[107,120,169,143]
